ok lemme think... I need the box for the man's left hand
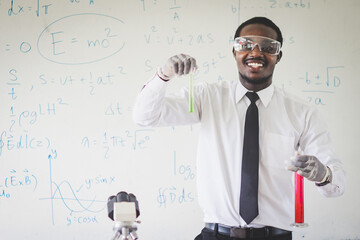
[285,155,328,182]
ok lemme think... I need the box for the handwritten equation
[38,68,127,95]
[40,149,109,225]
[37,13,125,65]
[0,131,51,157]
[7,0,52,17]
[299,66,344,106]
[6,0,95,17]
[268,0,311,9]
[157,186,195,208]
[81,129,155,159]
[0,169,38,199]
[156,151,196,208]
[144,52,226,77]
[144,26,215,46]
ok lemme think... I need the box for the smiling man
[233,22,282,92]
[133,17,345,240]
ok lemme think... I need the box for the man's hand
[158,54,197,80]
[286,155,328,183]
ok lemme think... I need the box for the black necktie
[240,91,259,224]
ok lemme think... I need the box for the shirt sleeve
[132,73,201,127]
[300,107,345,197]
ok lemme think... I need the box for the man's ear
[232,48,236,57]
[276,51,282,63]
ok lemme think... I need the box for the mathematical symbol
[8,88,17,100]
[6,81,20,86]
[18,5,24,13]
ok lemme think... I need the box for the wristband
[315,166,332,186]
[157,67,171,82]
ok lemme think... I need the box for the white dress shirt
[133,74,345,231]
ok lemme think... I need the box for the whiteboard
[1,0,359,239]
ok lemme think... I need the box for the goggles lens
[233,35,281,55]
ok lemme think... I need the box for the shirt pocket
[262,132,296,170]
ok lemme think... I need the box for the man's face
[233,23,282,91]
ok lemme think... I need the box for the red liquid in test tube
[295,173,304,223]
[292,173,308,227]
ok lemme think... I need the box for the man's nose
[250,43,262,55]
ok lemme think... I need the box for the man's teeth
[247,62,263,67]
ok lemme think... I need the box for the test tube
[189,73,194,113]
[291,172,308,227]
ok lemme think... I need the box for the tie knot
[246,92,259,103]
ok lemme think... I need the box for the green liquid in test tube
[189,73,194,113]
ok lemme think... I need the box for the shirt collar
[235,81,274,107]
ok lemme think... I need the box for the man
[133,17,345,240]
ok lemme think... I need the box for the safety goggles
[233,35,281,55]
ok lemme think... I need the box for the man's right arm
[132,72,170,127]
[133,54,198,127]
